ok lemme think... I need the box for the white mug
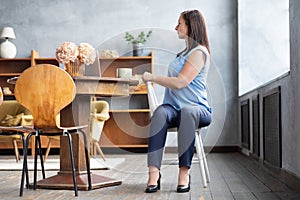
[116,68,132,78]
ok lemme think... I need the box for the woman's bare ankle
[147,166,160,185]
[178,167,189,185]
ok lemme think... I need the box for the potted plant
[124,30,152,56]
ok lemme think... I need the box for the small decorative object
[124,30,152,56]
[116,68,132,78]
[101,49,119,58]
[0,27,17,58]
[56,42,96,76]
[2,87,12,95]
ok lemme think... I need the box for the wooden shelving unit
[0,58,31,98]
[98,50,154,148]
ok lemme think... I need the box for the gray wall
[0,0,238,147]
[287,0,300,179]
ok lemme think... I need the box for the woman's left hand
[142,72,153,82]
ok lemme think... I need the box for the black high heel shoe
[145,172,161,193]
[176,174,190,193]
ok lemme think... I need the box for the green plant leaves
[124,30,152,44]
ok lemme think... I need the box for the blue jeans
[147,104,212,169]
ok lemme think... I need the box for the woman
[142,10,212,193]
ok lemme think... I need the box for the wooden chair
[146,82,211,187]
[15,64,91,197]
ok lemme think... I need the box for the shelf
[100,56,152,60]
[0,58,31,61]
[0,73,21,76]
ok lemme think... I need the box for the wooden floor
[0,152,299,200]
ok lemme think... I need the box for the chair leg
[12,138,20,162]
[21,134,29,190]
[95,142,106,161]
[79,129,92,190]
[33,134,38,190]
[65,131,78,196]
[19,132,33,196]
[198,131,210,183]
[44,138,52,162]
[37,134,45,179]
[195,130,208,188]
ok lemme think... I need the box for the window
[238,0,290,95]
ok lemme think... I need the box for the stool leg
[195,130,207,188]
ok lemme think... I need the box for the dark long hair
[180,10,210,55]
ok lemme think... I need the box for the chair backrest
[91,100,110,118]
[146,82,159,117]
[14,64,76,129]
[90,100,110,141]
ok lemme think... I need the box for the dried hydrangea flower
[78,42,96,65]
[55,42,78,64]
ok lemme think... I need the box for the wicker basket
[65,61,85,76]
